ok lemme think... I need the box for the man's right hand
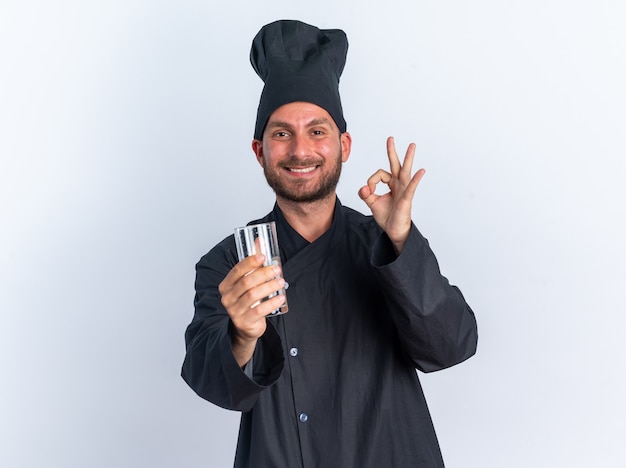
[218,254,286,367]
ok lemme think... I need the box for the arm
[372,225,478,372]
[360,136,477,371]
[181,239,285,411]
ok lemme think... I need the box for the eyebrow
[265,120,293,131]
[266,117,334,131]
[307,118,333,127]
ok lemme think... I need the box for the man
[182,20,478,467]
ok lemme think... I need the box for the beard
[262,148,343,203]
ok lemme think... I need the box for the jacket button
[299,412,308,423]
[290,347,298,357]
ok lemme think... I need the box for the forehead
[266,102,337,128]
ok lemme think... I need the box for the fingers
[358,169,392,208]
[388,136,419,180]
[219,256,285,314]
[220,260,286,341]
[386,136,401,176]
[367,169,392,193]
[358,185,371,200]
[399,143,417,182]
[358,185,377,208]
[239,276,285,312]
[360,137,425,209]
[245,290,286,318]
[400,168,426,202]
[219,254,266,294]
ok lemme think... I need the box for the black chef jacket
[182,199,478,467]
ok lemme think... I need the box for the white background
[1,1,625,467]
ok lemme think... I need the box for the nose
[289,134,310,158]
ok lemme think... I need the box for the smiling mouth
[287,166,317,173]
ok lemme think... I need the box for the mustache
[277,157,323,168]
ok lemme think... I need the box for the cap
[250,20,348,139]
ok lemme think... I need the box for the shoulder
[341,204,379,232]
[340,204,382,244]
[197,234,238,273]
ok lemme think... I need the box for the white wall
[1,1,625,467]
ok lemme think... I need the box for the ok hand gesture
[358,137,425,255]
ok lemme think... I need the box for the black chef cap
[250,20,348,140]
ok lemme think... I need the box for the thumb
[358,185,378,207]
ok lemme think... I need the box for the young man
[182,20,478,467]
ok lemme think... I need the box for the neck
[276,194,337,243]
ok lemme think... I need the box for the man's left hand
[358,136,425,255]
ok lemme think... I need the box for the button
[299,412,308,423]
[289,347,298,357]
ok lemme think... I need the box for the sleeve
[371,224,478,373]
[181,240,285,411]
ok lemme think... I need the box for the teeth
[289,167,316,173]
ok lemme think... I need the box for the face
[252,102,352,203]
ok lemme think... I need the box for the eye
[273,131,290,138]
[311,129,325,136]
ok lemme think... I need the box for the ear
[340,132,352,163]
[251,139,264,167]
